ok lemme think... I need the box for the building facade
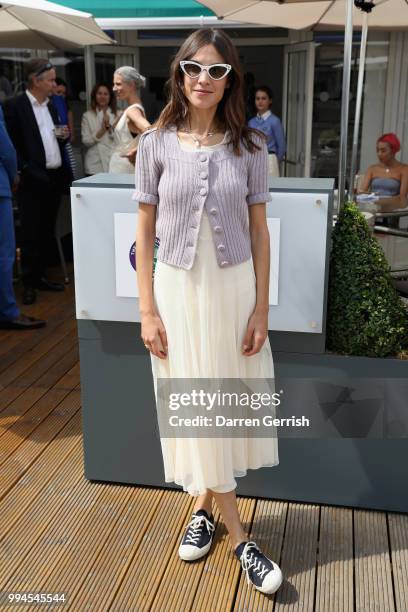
[1,12,407,185]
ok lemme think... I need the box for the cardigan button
[200,154,208,163]
[210,207,217,215]
[220,260,229,267]
[200,187,207,196]
[214,226,222,233]
[200,171,208,180]
[218,244,226,251]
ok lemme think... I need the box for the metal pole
[84,46,95,109]
[349,11,369,195]
[338,0,354,207]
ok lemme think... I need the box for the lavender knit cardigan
[133,126,272,270]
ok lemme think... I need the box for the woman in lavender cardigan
[134,28,282,595]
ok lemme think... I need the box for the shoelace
[184,514,215,545]
[239,541,271,585]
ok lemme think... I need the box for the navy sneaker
[178,509,215,561]
[235,540,283,594]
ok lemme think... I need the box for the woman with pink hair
[359,133,408,202]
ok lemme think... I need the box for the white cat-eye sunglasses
[179,60,232,81]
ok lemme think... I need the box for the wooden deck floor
[1,270,408,611]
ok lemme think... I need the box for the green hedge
[327,201,408,357]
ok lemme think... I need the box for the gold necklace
[183,130,216,148]
[180,121,218,148]
[383,162,400,174]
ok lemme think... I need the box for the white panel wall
[71,184,329,333]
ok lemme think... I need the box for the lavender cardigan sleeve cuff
[246,137,273,205]
[131,189,159,205]
[247,191,273,205]
[132,130,159,205]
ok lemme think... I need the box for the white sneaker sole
[178,537,213,561]
[256,565,283,594]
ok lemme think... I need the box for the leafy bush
[327,201,408,357]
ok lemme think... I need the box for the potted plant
[327,200,408,357]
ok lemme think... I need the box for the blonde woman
[108,66,151,173]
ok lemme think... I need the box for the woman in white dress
[81,82,120,175]
[108,66,151,174]
[134,28,282,596]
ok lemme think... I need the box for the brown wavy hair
[153,28,264,156]
[90,82,117,115]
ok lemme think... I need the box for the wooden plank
[190,496,255,612]
[15,484,135,611]
[0,386,80,499]
[0,300,71,360]
[234,499,287,612]
[0,316,76,392]
[0,352,79,445]
[109,489,193,612]
[388,512,408,612]
[0,410,81,550]
[0,435,88,586]
[0,287,74,362]
[0,330,77,410]
[50,361,80,391]
[272,502,319,611]
[354,509,395,612]
[315,506,353,612]
[48,488,164,612]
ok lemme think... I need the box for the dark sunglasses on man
[34,62,54,77]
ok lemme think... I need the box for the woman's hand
[95,111,111,139]
[242,308,268,356]
[96,123,107,139]
[122,146,137,165]
[141,312,168,359]
[103,110,113,133]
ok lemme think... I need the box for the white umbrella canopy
[199,0,336,30]
[0,0,115,49]
[315,0,408,29]
[199,0,408,29]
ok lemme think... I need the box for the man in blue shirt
[0,105,45,329]
[248,85,286,177]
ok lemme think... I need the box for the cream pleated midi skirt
[150,209,279,497]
